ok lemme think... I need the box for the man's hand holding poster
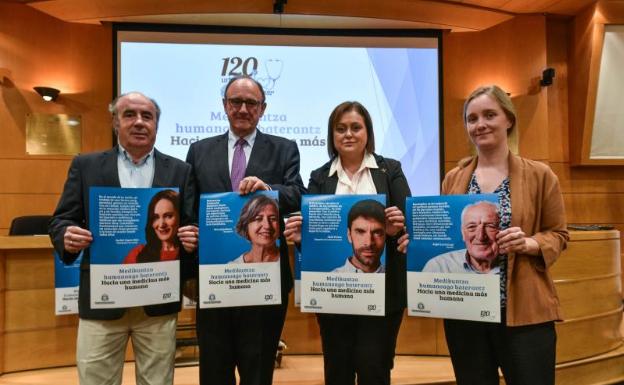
[89,187,181,308]
[406,194,501,322]
[198,191,281,308]
[300,195,386,316]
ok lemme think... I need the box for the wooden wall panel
[562,194,624,224]
[0,159,72,194]
[555,309,623,363]
[546,18,570,164]
[395,315,439,355]
[550,238,620,279]
[0,1,112,235]
[3,326,78,372]
[2,326,134,372]
[568,1,624,165]
[5,251,55,290]
[555,276,621,320]
[4,289,78,332]
[547,10,624,284]
[568,3,596,164]
[443,15,549,164]
[0,194,60,235]
[555,347,624,385]
[551,162,624,194]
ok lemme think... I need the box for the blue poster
[406,194,501,322]
[300,195,386,316]
[198,191,281,308]
[54,251,82,315]
[88,187,181,308]
[292,246,302,307]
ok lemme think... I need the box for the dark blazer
[48,146,196,320]
[186,130,306,295]
[308,153,411,313]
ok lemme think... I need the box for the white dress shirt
[227,129,257,173]
[329,152,379,195]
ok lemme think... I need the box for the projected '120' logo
[221,57,284,94]
[221,57,258,77]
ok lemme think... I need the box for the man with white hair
[49,92,197,385]
[423,201,501,274]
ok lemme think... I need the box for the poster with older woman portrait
[300,194,387,316]
[88,187,181,308]
[198,191,281,308]
[406,194,501,322]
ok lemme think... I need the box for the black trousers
[444,317,556,385]
[197,300,288,385]
[316,310,404,385]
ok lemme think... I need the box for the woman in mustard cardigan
[442,85,569,385]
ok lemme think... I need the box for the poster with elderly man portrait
[198,191,281,308]
[300,194,387,316]
[406,194,501,322]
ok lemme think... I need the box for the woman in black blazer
[285,101,411,385]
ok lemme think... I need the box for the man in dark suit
[186,76,305,385]
[49,92,197,385]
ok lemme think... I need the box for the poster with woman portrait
[198,191,281,308]
[300,195,386,316]
[406,194,501,322]
[89,187,181,308]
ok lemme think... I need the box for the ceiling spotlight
[34,86,60,102]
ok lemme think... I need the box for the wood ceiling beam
[28,0,515,31]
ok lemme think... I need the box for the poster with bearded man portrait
[300,194,386,316]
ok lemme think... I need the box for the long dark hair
[137,189,181,263]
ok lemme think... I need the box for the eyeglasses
[226,98,263,110]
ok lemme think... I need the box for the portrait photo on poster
[88,186,181,309]
[332,199,387,274]
[123,189,181,264]
[300,194,387,316]
[230,194,280,264]
[405,194,502,322]
[422,200,501,275]
[197,190,282,308]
